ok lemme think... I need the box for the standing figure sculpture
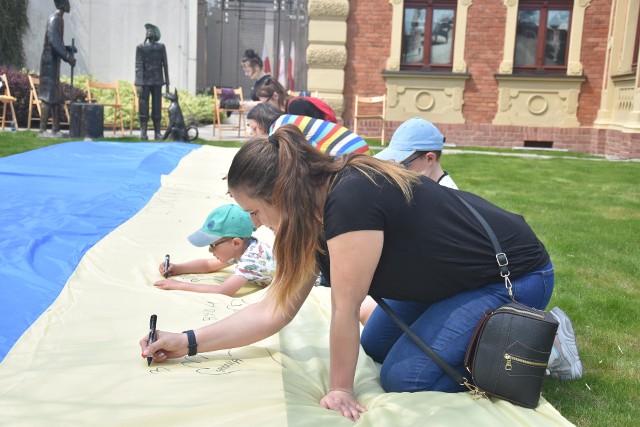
[135,23,170,140]
[39,0,76,138]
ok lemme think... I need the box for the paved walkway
[120,114,248,142]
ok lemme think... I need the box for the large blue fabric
[0,141,199,362]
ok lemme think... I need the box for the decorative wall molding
[493,75,585,127]
[306,46,347,67]
[306,0,350,116]
[383,72,469,123]
[308,0,349,18]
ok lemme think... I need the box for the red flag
[288,41,296,91]
[261,39,271,74]
[277,40,287,88]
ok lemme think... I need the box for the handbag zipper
[504,354,548,371]
[495,305,545,319]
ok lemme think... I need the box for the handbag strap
[372,296,471,388]
[454,194,515,300]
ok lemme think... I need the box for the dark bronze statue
[39,0,76,138]
[135,23,170,140]
[161,89,198,142]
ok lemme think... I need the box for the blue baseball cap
[374,117,445,163]
[187,204,255,247]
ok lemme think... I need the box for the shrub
[61,77,216,129]
[2,68,216,131]
[0,0,29,69]
[0,66,85,130]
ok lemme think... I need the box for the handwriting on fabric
[148,348,283,376]
[148,297,282,375]
[202,297,249,321]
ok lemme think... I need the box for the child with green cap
[155,204,275,296]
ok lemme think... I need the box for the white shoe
[547,307,583,380]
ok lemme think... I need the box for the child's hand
[158,261,173,277]
[154,278,184,290]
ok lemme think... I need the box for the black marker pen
[147,314,157,366]
[164,254,170,278]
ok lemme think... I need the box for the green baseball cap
[187,204,255,247]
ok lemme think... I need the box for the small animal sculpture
[161,89,198,142]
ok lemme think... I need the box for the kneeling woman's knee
[379,358,464,393]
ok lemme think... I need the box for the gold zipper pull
[504,354,512,371]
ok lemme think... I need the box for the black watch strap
[182,330,197,356]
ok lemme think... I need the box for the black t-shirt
[250,74,271,101]
[286,98,325,120]
[316,167,550,303]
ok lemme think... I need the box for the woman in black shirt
[141,125,554,421]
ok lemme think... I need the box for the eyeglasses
[209,238,232,251]
[401,153,424,169]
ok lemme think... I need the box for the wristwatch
[182,329,198,356]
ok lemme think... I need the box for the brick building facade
[331,0,640,159]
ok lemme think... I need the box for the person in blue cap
[155,204,274,296]
[359,117,458,324]
[374,117,457,189]
[372,118,582,382]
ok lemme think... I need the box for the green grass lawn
[0,130,244,157]
[446,154,640,427]
[2,131,639,426]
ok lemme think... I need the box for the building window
[401,1,456,71]
[514,1,572,73]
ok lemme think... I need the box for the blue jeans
[360,262,554,393]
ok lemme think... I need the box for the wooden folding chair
[86,81,125,136]
[353,94,387,145]
[213,86,246,138]
[0,73,19,131]
[27,75,70,130]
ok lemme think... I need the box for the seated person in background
[155,204,274,296]
[256,77,337,123]
[246,103,370,156]
[241,49,270,109]
[374,117,457,189]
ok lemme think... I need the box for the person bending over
[256,77,336,123]
[371,117,582,381]
[141,125,553,421]
[155,204,274,296]
[247,103,370,156]
[375,117,457,189]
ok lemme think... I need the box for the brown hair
[227,125,420,315]
[241,49,263,69]
[246,102,283,134]
[255,77,288,111]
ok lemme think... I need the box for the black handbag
[221,98,241,110]
[373,194,558,408]
[463,302,558,407]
